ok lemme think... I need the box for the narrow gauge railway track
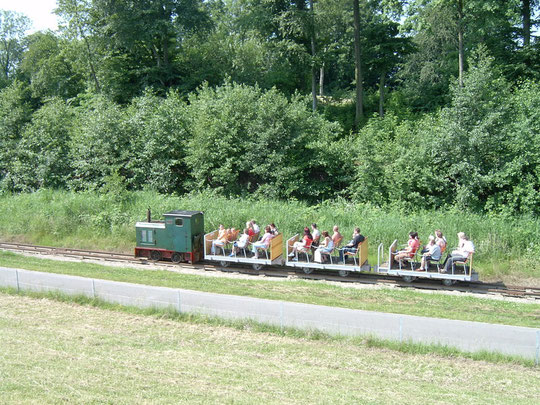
[1,241,539,301]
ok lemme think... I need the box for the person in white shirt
[251,220,260,235]
[311,223,321,247]
[442,232,475,273]
[230,229,250,256]
[419,235,441,271]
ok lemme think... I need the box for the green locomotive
[135,210,204,263]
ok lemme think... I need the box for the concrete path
[1,266,538,360]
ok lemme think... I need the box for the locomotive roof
[164,210,203,217]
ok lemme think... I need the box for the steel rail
[1,241,538,300]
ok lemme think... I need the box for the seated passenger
[314,231,334,263]
[227,227,239,243]
[311,223,321,247]
[211,225,228,254]
[442,232,475,273]
[269,223,279,236]
[435,229,447,253]
[288,227,313,258]
[245,221,256,240]
[251,226,274,259]
[251,220,260,235]
[230,228,250,256]
[339,227,365,262]
[393,232,420,264]
[418,235,441,271]
[331,226,343,249]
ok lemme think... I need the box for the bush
[184,81,343,201]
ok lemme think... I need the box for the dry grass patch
[0,293,539,404]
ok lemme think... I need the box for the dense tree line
[0,1,539,215]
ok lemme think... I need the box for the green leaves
[184,82,342,200]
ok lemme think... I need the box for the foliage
[68,94,130,190]
[0,10,31,87]
[348,50,540,216]
[0,1,539,221]
[0,190,538,280]
[0,81,32,191]
[18,31,85,100]
[184,81,343,200]
[10,97,74,191]
[124,90,190,193]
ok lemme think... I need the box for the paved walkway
[1,266,538,359]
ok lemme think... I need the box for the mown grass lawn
[1,251,539,328]
[0,292,538,404]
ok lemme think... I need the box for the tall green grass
[0,189,538,280]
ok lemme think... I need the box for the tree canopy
[0,0,539,215]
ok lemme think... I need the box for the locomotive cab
[135,210,204,263]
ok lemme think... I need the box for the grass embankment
[1,251,539,328]
[1,292,538,404]
[0,189,538,283]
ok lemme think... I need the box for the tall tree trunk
[379,73,385,118]
[309,0,317,111]
[353,0,363,129]
[82,34,101,93]
[163,35,169,66]
[523,0,531,46]
[457,0,464,87]
[319,63,325,97]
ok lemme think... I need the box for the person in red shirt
[393,232,420,264]
[288,227,313,258]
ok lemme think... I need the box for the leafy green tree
[0,80,31,190]
[0,10,31,88]
[68,94,130,189]
[184,81,343,200]
[85,0,211,101]
[124,90,190,193]
[10,98,74,191]
[400,0,524,111]
[18,31,85,100]
[485,80,540,215]
[56,0,102,93]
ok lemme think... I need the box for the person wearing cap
[418,235,442,271]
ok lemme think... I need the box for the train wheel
[219,261,230,268]
[171,252,182,263]
[442,279,456,286]
[338,270,350,278]
[302,267,313,275]
[150,250,162,261]
[252,263,263,271]
[402,275,416,283]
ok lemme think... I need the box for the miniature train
[135,210,478,286]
